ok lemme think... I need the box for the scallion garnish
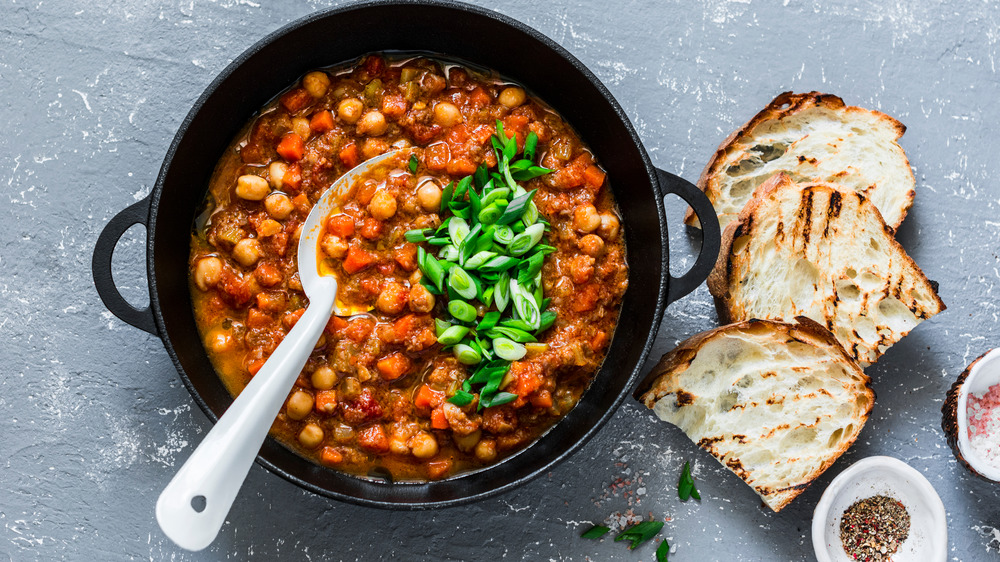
[407,123,560,408]
[408,153,418,174]
[656,539,670,562]
[678,461,700,501]
[581,525,610,540]
[614,521,664,550]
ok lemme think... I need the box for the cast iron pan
[91,0,721,508]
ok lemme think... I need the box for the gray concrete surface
[2,0,999,560]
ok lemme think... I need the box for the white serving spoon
[156,149,404,551]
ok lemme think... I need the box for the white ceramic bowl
[812,456,947,562]
[953,348,1000,482]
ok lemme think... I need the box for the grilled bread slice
[708,173,945,367]
[686,91,914,231]
[635,317,874,512]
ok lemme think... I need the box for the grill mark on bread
[675,390,695,406]
[800,189,814,245]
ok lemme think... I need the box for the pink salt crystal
[968,382,1000,468]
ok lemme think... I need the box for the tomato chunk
[326,214,355,237]
[357,425,389,453]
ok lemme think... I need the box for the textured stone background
[2,0,999,560]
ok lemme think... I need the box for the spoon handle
[155,291,335,551]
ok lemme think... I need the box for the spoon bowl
[155,150,403,551]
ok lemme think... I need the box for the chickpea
[298,423,324,449]
[311,366,336,390]
[356,110,388,136]
[376,282,408,316]
[368,190,397,220]
[264,192,293,220]
[268,161,287,189]
[292,117,311,142]
[194,256,223,291]
[409,432,439,459]
[598,212,621,240]
[453,429,481,453]
[416,181,442,211]
[286,390,314,420]
[235,174,269,201]
[408,283,436,313]
[320,234,348,259]
[578,234,605,256]
[205,329,233,354]
[498,86,526,108]
[302,71,331,98]
[337,97,364,124]
[232,238,262,267]
[432,102,462,127]
[474,439,498,462]
[389,437,410,456]
[573,204,601,233]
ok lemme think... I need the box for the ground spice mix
[839,495,911,561]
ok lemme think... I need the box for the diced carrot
[283,308,305,329]
[376,261,396,276]
[344,317,375,342]
[357,424,390,453]
[377,352,411,381]
[445,124,470,145]
[339,141,360,168]
[292,193,311,213]
[583,165,606,189]
[414,384,445,409]
[276,132,305,161]
[472,124,495,145]
[393,314,417,339]
[426,459,452,479]
[430,407,449,430]
[320,446,343,466]
[280,88,312,112]
[358,218,383,240]
[393,243,418,271]
[508,361,544,408]
[425,142,449,171]
[309,110,334,133]
[326,315,348,335]
[446,158,476,177]
[529,390,553,409]
[342,246,375,274]
[246,307,273,329]
[315,390,337,415]
[326,214,355,238]
[359,278,382,297]
[571,283,600,312]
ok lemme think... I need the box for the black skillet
[91,0,721,508]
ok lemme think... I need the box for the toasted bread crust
[686,91,914,230]
[708,173,945,366]
[636,317,875,511]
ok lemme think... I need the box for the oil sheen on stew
[189,54,628,481]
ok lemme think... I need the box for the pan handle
[655,168,721,305]
[92,196,158,335]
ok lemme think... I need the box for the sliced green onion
[656,539,670,562]
[408,153,418,174]
[615,521,664,551]
[439,181,454,214]
[477,256,518,273]
[581,525,610,540]
[418,247,445,292]
[454,343,482,365]
[448,300,477,323]
[480,285,494,307]
[438,325,470,345]
[521,200,539,226]
[477,311,500,331]
[426,236,451,246]
[493,225,515,244]
[454,176,472,199]
[487,326,537,343]
[510,165,551,181]
[474,165,489,190]
[449,203,471,220]
[480,187,510,208]
[468,181,482,220]
[496,189,536,225]
[524,131,539,162]
[446,390,475,406]
[434,318,451,337]
[465,251,497,270]
[493,337,526,361]
[508,223,545,256]
[438,244,459,262]
[537,310,557,333]
[512,280,541,329]
[448,216,470,245]
[500,318,534,331]
[494,271,511,312]
[482,391,517,408]
[478,202,504,225]
[448,266,477,300]
[405,228,431,242]
[517,252,545,286]
[459,223,482,265]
